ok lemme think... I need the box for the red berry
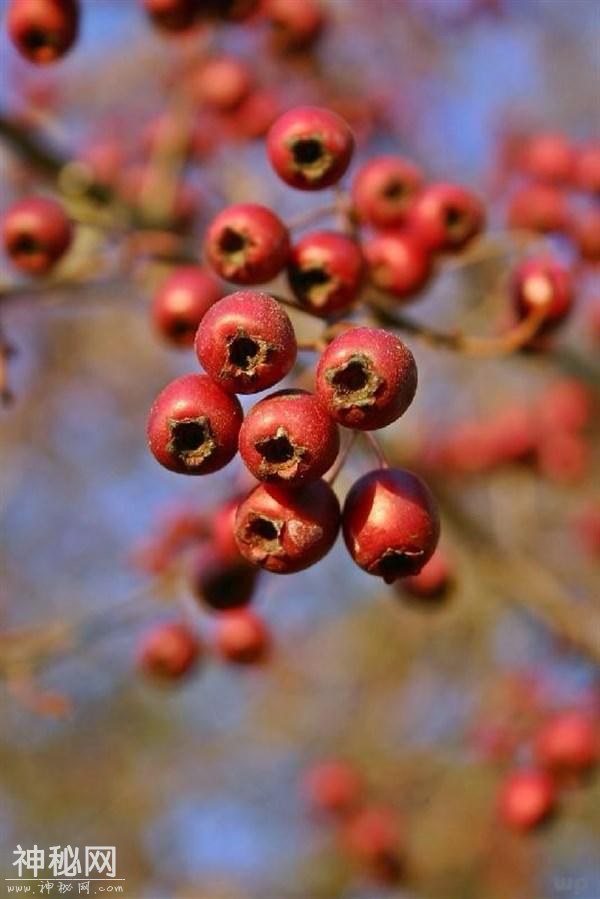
[152,266,222,347]
[537,430,589,484]
[498,769,556,831]
[7,0,79,64]
[535,378,593,433]
[2,197,72,275]
[287,230,365,317]
[234,479,340,573]
[399,546,453,601]
[211,496,246,563]
[535,711,599,777]
[303,760,363,816]
[520,132,574,185]
[192,56,253,111]
[239,389,340,486]
[575,142,600,195]
[352,155,424,228]
[142,0,199,31]
[512,256,574,335]
[147,373,243,475]
[408,182,485,253]
[571,207,600,263]
[315,327,417,430]
[140,621,201,681]
[342,806,403,883]
[190,547,258,612]
[215,609,270,664]
[195,291,297,394]
[342,468,440,582]
[205,204,290,284]
[228,89,280,140]
[264,0,324,52]
[364,231,432,300]
[507,183,567,234]
[267,106,354,191]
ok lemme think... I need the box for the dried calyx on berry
[267,106,354,190]
[287,231,365,318]
[205,204,290,285]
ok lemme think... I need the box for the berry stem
[363,431,389,468]
[326,430,358,485]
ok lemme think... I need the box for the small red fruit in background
[287,231,365,318]
[352,155,424,228]
[342,805,403,883]
[512,256,574,336]
[192,56,253,112]
[190,548,258,612]
[364,231,432,300]
[205,204,290,284]
[140,621,201,681]
[7,0,79,64]
[574,142,600,195]
[3,197,73,275]
[152,266,222,347]
[519,132,574,185]
[535,711,599,777]
[215,609,270,665]
[507,183,568,234]
[399,546,453,601]
[408,182,485,253]
[264,0,325,53]
[498,769,556,831]
[267,106,354,191]
[303,760,363,816]
[571,207,600,263]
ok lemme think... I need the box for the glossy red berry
[152,266,222,347]
[205,204,290,284]
[215,609,270,665]
[190,547,258,612]
[192,56,252,111]
[520,132,574,185]
[408,182,484,253]
[352,155,424,228]
[364,231,432,300]
[287,231,365,317]
[315,327,417,430]
[575,142,600,195]
[147,373,243,475]
[7,0,79,64]
[264,0,325,52]
[2,197,72,275]
[343,468,440,582]
[303,761,363,816]
[534,711,599,776]
[498,769,556,831]
[512,256,574,335]
[399,547,453,601]
[234,479,340,573]
[140,621,201,681]
[267,106,354,191]
[507,183,567,234]
[239,389,340,486]
[195,291,297,394]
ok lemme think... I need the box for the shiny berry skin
[267,106,354,191]
[234,479,340,574]
[520,132,574,185]
[408,182,484,253]
[192,56,252,111]
[140,621,201,681]
[399,547,453,601]
[7,0,79,64]
[190,547,258,612]
[343,468,440,583]
[512,256,574,335]
[575,142,600,195]
[147,373,243,475]
[498,770,556,831]
[571,208,600,263]
[364,231,432,300]
[205,204,290,285]
[303,761,363,816]
[2,197,72,275]
[351,155,424,228]
[507,183,567,234]
[287,230,365,317]
[315,327,417,431]
[215,609,270,665]
[142,0,199,30]
[152,266,222,347]
[239,389,340,486]
[195,291,297,394]
[534,711,599,776]
[264,0,324,52]
[342,806,403,883]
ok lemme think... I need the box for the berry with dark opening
[190,547,258,612]
[498,769,556,831]
[192,56,253,111]
[575,142,600,195]
[343,468,440,582]
[205,204,290,284]
[195,291,297,394]
[234,479,340,573]
[2,197,72,275]
[140,621,201,681]
[239,389,340,486]
[342,806,403,884]
[364,231,432,300]
[409,182,485,253]
[352,155,424,228]
[534,711,599,777]
[267,106,354,191]
[303,761,363,816]
[142,0,199,31]
[264,0,325,52]
[287,231,365,317]
[147,373,243,475]
[215,609,270,665]
[507,183,567,234]
[512,256,574,336]
[7,0,79,64]
[520,132,574,185]
[399,546,453,601]
[152,266,222,347]
[315,327,417,430]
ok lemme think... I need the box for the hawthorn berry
[507,183,568,234]
[287,230,365,317]
[2,197,72,275]
[239,389,340,486]
[215,609,270,665]
[264,0,325,52]
[342,468,440,582]
[534,711,599,778]
[512,256,574,336]
[341,806,403,884]
[152,266,222,347]
[205,204,290,284]
[351,155,424,228]
[535,378,593,433]
[364,231,432,300]
[140,621,201,681]
[267,106,354,191]
[408,182,485,253]
[303,761,363,817]
[315,327,417,431]
[234,479,340,573]
[520,132,574,185]
[147,373,243,475]
[192,56,253,112]
[498,769,556,831]
[575,142,600,195]
[195,291,297,394]
[7,0,79,64]
[142,0,200,31]
[399,546,453,601]
[190,547,258,612]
